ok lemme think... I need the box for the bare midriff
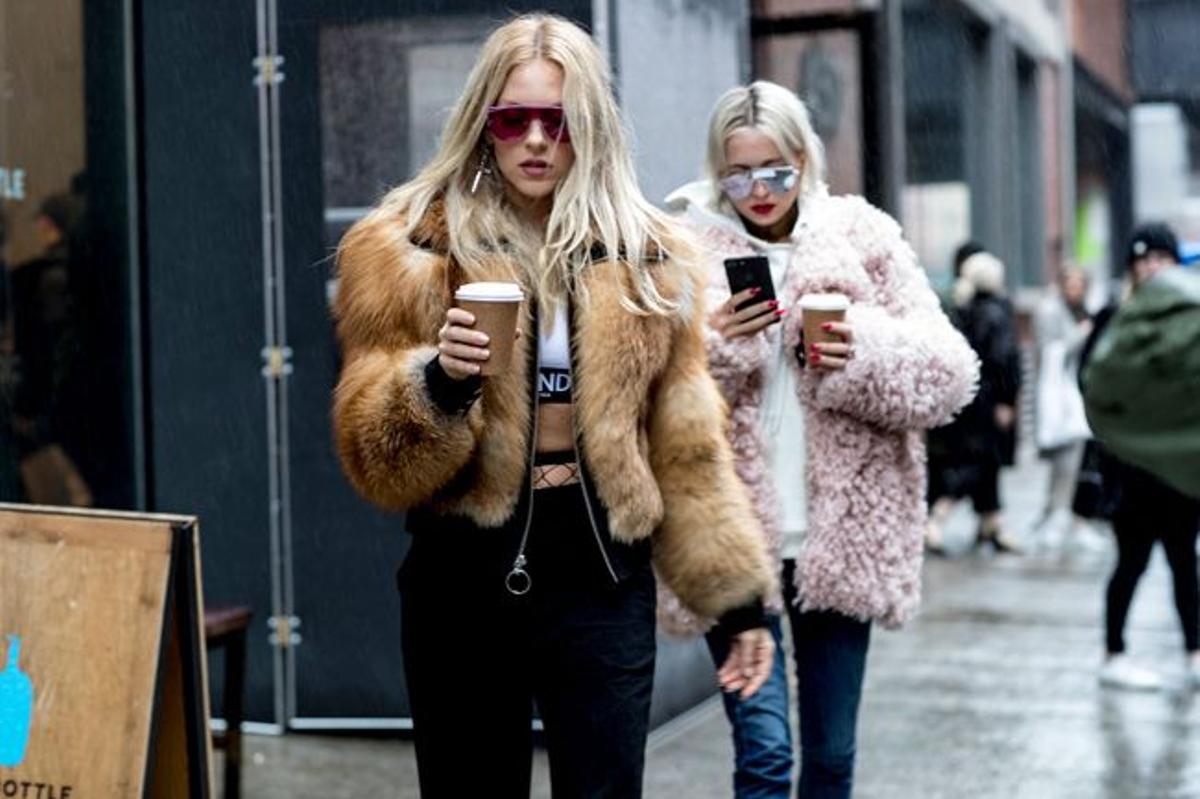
[536,403,576,453]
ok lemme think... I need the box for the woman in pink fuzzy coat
[663,81,979,799]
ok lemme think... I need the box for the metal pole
[254,0,287,731]
[123,0,147,511]
[265,0,298,726]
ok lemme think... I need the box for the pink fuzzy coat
[662,185,979,631]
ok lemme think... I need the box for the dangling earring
[470,149,493,195]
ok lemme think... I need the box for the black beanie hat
[1126,223,1179,265]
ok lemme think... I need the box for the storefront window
[0,1,134,508]
[320,15,498,246]
[902,0,973,289]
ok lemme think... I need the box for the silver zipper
[567,305,619,584]
[505,339,541,596]
[507,302,619,593]
[571,422,619,584]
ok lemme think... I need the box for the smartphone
[723,255,776,312]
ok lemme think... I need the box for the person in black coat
[926,250,1023,553]
[10,196,79,455]
[7,194,93,507]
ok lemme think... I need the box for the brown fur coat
[331,201,776,620]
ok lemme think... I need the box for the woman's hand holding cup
[441,282,525,379]
[800,293,853,370]
[808,321,855,370]
[711,288,785,340]
[437,308,492,380]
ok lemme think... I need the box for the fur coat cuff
[333,344,478,510]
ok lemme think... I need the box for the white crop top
[537,308,572,404]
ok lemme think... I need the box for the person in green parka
[1082,223,1200,691]
[1082,226,1200,499]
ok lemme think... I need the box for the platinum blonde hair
[381,14,677,315]
[705,80,827,206]
[954,251,1007,307]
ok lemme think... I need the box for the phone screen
[723,256,776,311]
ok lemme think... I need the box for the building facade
[749,0,1076,297]
[1068,0,1135,293]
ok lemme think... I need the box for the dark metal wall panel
[140,0,277,722]
[275,4,410,719]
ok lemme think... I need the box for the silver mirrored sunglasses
[718,166,800,201]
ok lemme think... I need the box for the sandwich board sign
[0,505,213,797]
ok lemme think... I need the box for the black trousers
[400,485,657,798]
[1105,487,1200,654]
[927,463,1001,515]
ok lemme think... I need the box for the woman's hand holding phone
[710,288,785,340]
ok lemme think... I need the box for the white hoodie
[665,180,811,557]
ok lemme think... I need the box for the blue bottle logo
[0,635,34,767]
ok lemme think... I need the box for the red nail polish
[768,300,779,308]
[821,323,833,331]
[812,354,822,363]
[750,287,762,296]
[775,309,787,317]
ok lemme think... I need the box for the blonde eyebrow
[725,158,789,171]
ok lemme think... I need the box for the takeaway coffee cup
[799,293,851,346]
[454,282,525,376]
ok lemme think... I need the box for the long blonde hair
[381,14,677,315]
[705,80,827,207]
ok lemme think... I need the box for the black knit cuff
[715,598,766,637]
[424,356,482,415]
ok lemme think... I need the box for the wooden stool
[204,606,253,799]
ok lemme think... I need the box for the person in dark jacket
[10,195,80,459]
[926,251,1023,553]
[6,193,94,507]
[1087,223,1200,691]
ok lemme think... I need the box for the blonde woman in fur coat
[664,81,978,799]
[331,16,776,799]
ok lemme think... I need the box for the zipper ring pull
[505,556,532,596]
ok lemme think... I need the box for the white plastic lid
[455,281,525,302]
[798,292,850,311]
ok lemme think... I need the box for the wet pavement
[223,451,1200,798]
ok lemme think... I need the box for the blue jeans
[706,614,794,799]
[784,559,872,799]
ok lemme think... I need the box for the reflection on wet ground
[225,454,1200,798]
